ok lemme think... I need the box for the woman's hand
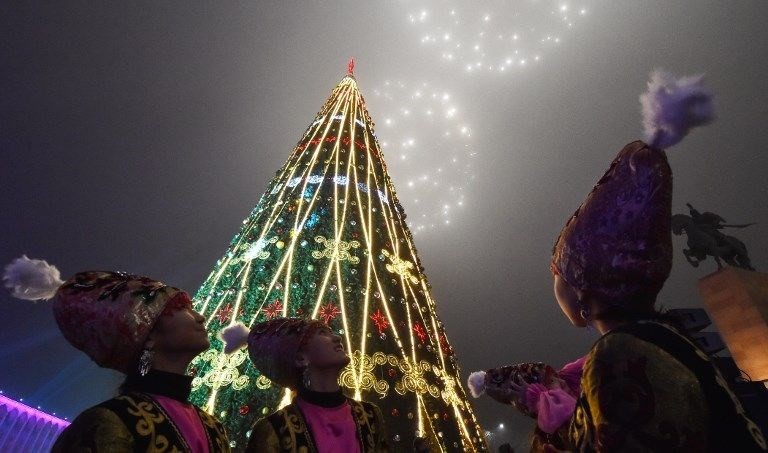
[506,376,529,405]
[483,363,549,413]
[484,379,518,405]
[485,373,532,409]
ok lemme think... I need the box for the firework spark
[406,0,590,75]
[367,79,475,233]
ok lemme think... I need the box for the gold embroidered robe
[565,321,767,452]
[245,398,387,452]
[52,392,230,452]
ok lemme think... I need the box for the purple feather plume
[640,70,714,149]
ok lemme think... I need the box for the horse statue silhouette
[671,203,756,270]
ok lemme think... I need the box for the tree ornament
[263,300,283,319]
[370,309,390,334]
[318,303,341,324]
[216,304,234,324]
[413,323,427,344]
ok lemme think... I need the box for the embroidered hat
[552,141,673,308]
[52,271,186,373]
[551,70,714,309]
[222,317,325,389]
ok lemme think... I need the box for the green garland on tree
[189,62,486,452]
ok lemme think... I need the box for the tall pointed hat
[552,70,714,308]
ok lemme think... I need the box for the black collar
[297,386,347,408]
[122,369,193,403]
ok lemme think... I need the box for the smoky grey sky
[2,1,767,449]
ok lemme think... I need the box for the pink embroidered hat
[2,256,189,374]
[551,70,714,309]
[222,317,325,389]
[52,271,187,373]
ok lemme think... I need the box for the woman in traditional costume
[472,71,768,452]
[222,318,388,452]
[3,257,230,452]
[549,71,767,452]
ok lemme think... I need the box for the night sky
[2,1,767,449]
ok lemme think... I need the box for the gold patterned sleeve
[245,417,280,453]
[51,407,134,452]
[575,332,709,452]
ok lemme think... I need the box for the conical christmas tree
[190,61,486,451]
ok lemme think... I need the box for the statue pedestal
[698,267,768,381]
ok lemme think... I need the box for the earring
[577,299,590,322]
[302,367,311,390]
[139,349,153,376]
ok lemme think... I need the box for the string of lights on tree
[188,61,487,451]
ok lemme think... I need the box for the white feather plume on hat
[467,370,487,398]
[220,322,250,354]
[3,255,64,301]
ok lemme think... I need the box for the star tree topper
[347,57,355,76]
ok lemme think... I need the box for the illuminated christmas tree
[190,61,486,451]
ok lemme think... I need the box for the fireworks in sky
[366,79,475,233]
[406,0,590,74]
[360,2,590,233]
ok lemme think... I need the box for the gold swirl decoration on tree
[435,370,465,409]
[191,349,250,391]
[255,375,273,390]
[394,357,441,398]
[339,351,462,403]
[312,235,361,264]
[340,351,391,397]
[381,249,420,284]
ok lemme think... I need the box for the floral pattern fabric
[52,271,182,372]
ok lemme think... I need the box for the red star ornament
[318,303,341,324]
[370,309,390,334]
[216,303,234,324]
[439,333,453,356]
[263,300,284,319]
[412,323,427,344]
